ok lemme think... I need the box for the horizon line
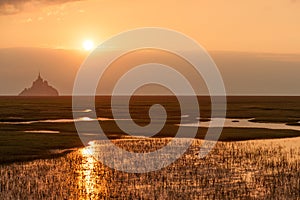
[1,46,300,55]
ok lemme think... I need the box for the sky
[0,0,300,53]
[0,0,299,95]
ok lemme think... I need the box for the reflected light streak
[78,147,109,199]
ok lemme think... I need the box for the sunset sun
[82,40,94,51]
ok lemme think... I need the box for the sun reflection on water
[77,147,108,199]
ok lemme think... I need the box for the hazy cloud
[0,0,82,15]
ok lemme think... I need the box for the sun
[82,40,94,51]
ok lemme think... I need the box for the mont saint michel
[19,73,59,96]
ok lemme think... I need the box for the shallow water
[1,138,299,199]
[2,117,299,133]
[23,130,60,134]
[0,117,113,124]
[178,118,300,131]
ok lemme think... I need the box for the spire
[36,71,42,81]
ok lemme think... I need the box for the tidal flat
[0,96,300,163]
[0,96,300,199]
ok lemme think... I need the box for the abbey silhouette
[19,73,59,96]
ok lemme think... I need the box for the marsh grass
[0,138,299,199]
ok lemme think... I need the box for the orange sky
[0,0,299,95]
[0,0,300,53]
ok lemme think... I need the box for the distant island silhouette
[19,73,59,96]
